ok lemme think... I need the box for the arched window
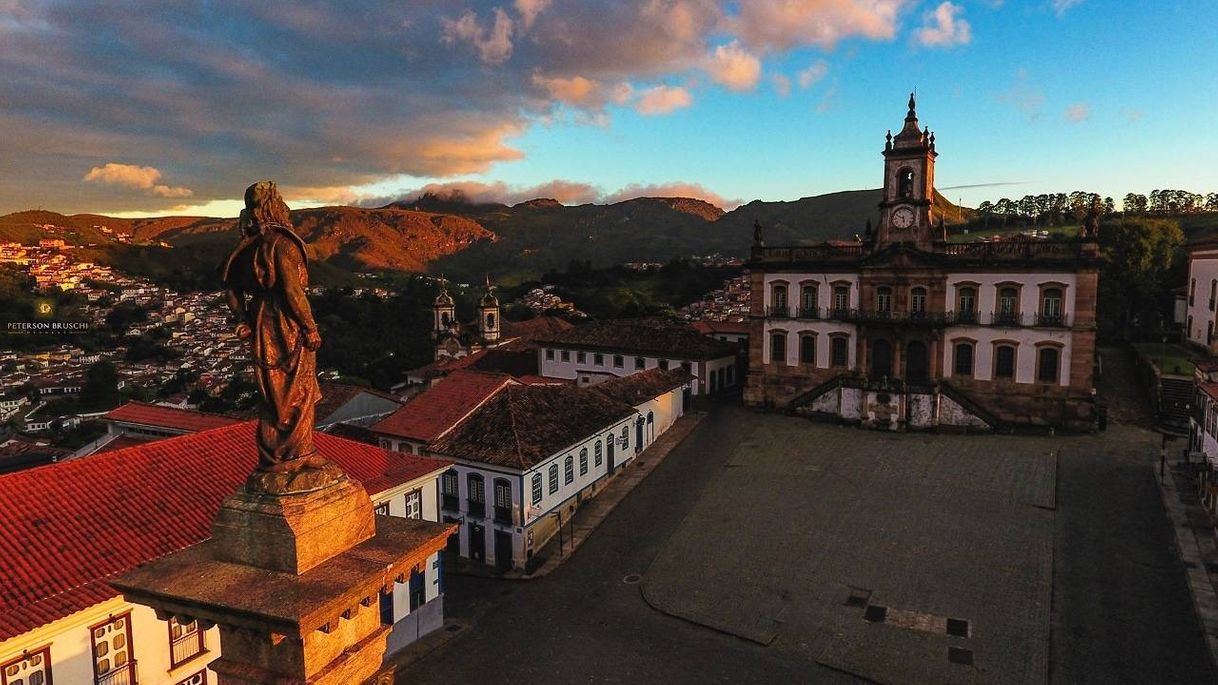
[876,286,892,313]
[770,283,788,317]
[485,312,496,329]
[770,331,787,365]
[579,448,588,476]
[531,473,543,504]
[957,286,977,322]
[832,285,850,315]
[467,473,485,517]
[1037,346,1060,383]
[898,168,915,198]
[906,341,929,384]
[1040,288,1063,325]
[800,334,816,365]
[910,287,927,317]
[548,463,559,494]
[594,441,603,467]
[830,335,849,367]
[620,425,629,450]
[441,312,451,325]
[997,286,1019,324]
[995,344,1016,379]
[800,284,818,317]
[953,341,975,377]
[871,339,893,378]
[564,455,574,484]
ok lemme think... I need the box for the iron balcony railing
[768,307,1072,328]
[767,305,791,318]
[170,629,204,667]
[466,499,486,519]
[96,664,135,685]
[493,505,513,525]
[441,493,459,511]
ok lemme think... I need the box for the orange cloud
[83,163,193,198]
[726,0,906,51]
[913,2,971,48]
[532,73,632,110]
[705,40,762,91]
[635,85,693,115]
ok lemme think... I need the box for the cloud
[602,182,741,209]
[798,60,829,88]
[635,85,693,115]
[724,0,907,52]
[441,8,515,65]
[1064,103,1090,123]
[914,2,971,48]
[514,0,552,30]
[705,40,761,91]
[1051,0,1082,15]
[997,70,1046,119]
[771,74,791,97]
[83,163,193,198]
[532,73,631,111]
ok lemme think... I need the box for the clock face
[891,206,915,229]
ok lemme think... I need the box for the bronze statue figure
[221,181,341,494]
[753,219,764,246]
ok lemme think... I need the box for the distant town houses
[678,273,751,323]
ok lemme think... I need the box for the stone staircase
[1159,376,1194,435]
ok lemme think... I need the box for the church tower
[877,93,938,249]
[478,275,500,342]
[433,278,456,338]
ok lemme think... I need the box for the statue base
[211,474,375,575]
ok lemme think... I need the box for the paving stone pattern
[642,418,1060,685]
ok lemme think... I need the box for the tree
[1123,193,1147,214]
[81,360,120,409]
[1097,217,1185,340]
[977,201,993,229]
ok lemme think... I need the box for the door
[905,341,929,384]
[607,437,615,473]
[494,530,513,572]
[682,386,692,412]
[468,522,485,563]
[635,417,644,453]
[870,339,893,379]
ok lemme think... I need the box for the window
[658,359,669,370]
[910,287,927,316]
[409,568,426,611]
[898,168,914,197]
[1211,280,1216,311]
[1037,346,1061,383]
[620,426,629,450]
[2,647,51,685]
[995,344,1016,379]
[579,448,589,475]
[531,473,543,504]
[374,502,390,516]
[561,350,570,362]
[594,441,603,467]
[176,672,207,685]
[486,313,496,329]
[169,616,205,668]
[1190,278,1196,306]
[953,342,975,377]
[997,286,1019,324]
[635,357,645,370]
[404,488,422,520]
[594,353,604,366]
[440,470,459,511]
[830,335,849,367]
[91,613,133,685]
[467,474,485,518]
[799,334,816,365]
[613,355,624,368]
[770,332,787,365]
[577,351,586,364]
[876,286,892,313]
[1040,287,1064,325]
[548,464,559,494]
[832,285,849,313]
[1210,321,1214,344]
[681,361,692,372]
[493,479,512,524]
[564,455,574,484]
[800,284,818,317]
[957,286,977,322]
[545,349,554,360]
[770,283,788,316]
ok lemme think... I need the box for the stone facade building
[744,95,1099,431]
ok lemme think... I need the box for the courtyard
[403,401,1214,684]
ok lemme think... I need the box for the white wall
[763,274,860,310]
[1186,251,1218,347]
[761,320,857,369]
[946,272,1079,317]
[941,326,1073,385]
[539,347,729,395]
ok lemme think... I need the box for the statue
[1081,198,1101,240]
[753,219,764,246]
[221,181,341,494]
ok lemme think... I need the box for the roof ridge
[506,385,529,470]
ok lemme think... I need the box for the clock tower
[878,93,938,248]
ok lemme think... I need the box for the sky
[1,0,1215,218]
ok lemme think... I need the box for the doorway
[906,341,929,384]
[494,530,513,572]
[871,339,893,379]
[468,522,485,563]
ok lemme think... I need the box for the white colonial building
[535,318,739,397]
[0,423,452,685]
[1185,239,1218,353]
[370,368,693,571]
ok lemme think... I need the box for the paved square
[642,416,1060,685]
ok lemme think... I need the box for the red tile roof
[0,423,449,641]
[1200,382,1218,402]
[102,401,240,433]
[691,320,751,335]
[90,434,148,455]
[372,370,515,442]
[501,316,574,341]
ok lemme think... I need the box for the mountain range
[0,189,970,285]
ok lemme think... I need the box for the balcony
[493,505,513,525]
[97,664,135,685]
[467,499,486,519]
[170,628,205,667]
[765,307,1071,328]
[1035,312,1067,328]
[767,305,791,318]
[797,307,821,320]
[441,493,459,511]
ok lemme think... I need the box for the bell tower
[478,275,500,342]
[433,277,456,338]
[878,93,938,248]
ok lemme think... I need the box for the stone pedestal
[113,476,455,685]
